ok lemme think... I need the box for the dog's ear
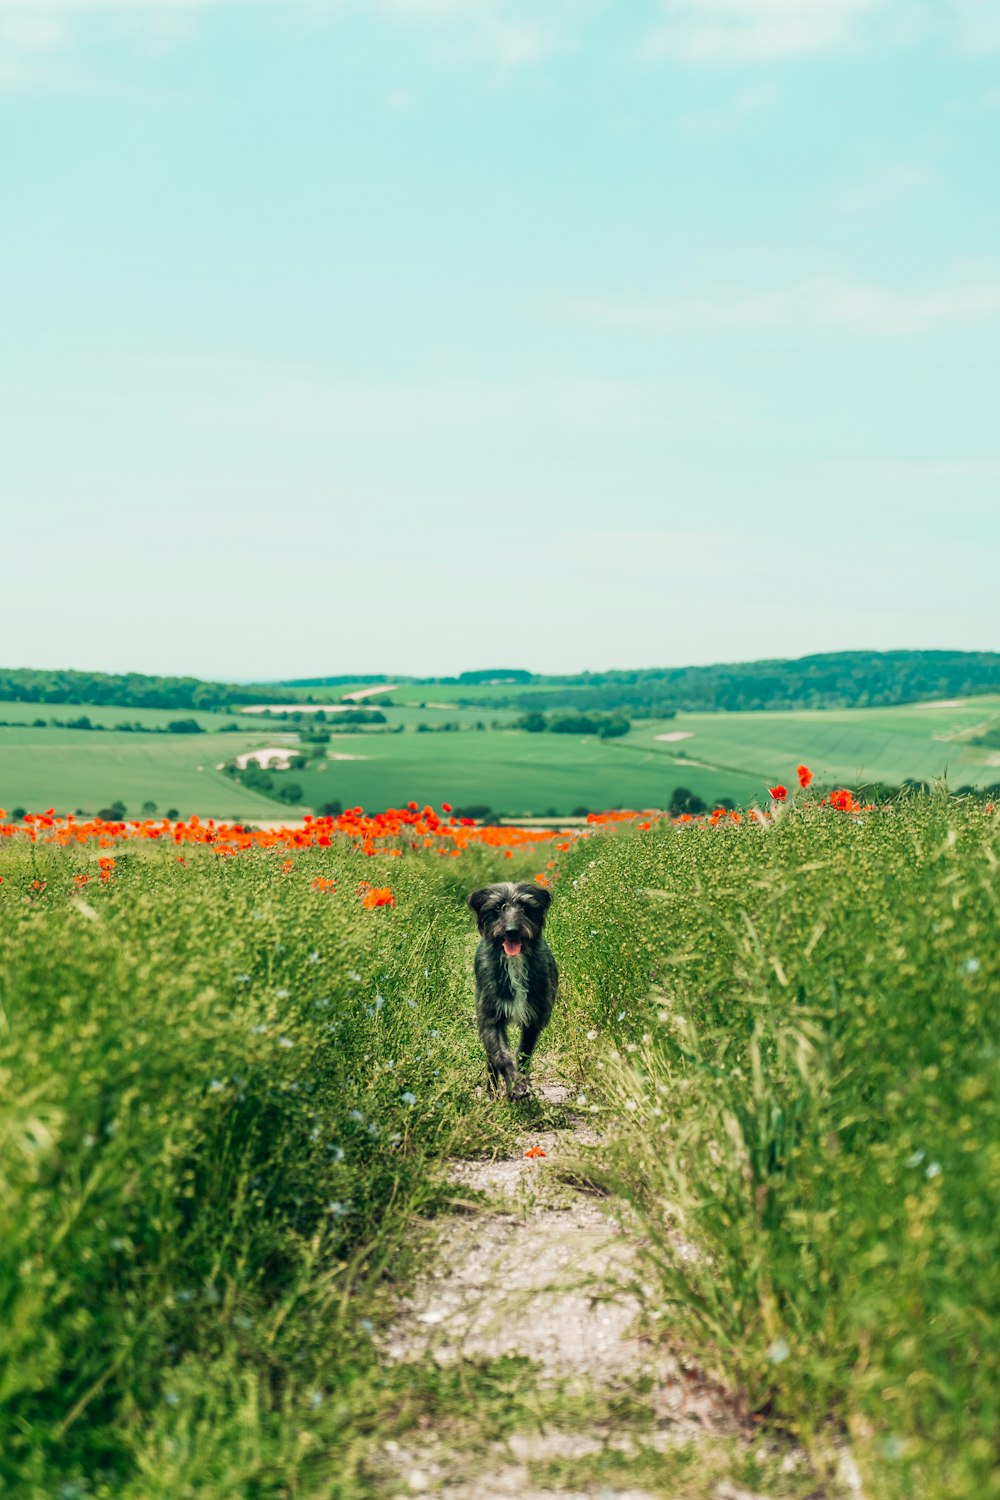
[468,887,493,918]
[517,882,552,914]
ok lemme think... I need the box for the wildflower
[74,873,89,888]
[441,802,452,813]
[925,1161,942,1179]
[768,785,788,801]
[796,764,813,788]
[524,1146,546,1159]
[766,1338,790,1364]
[277,1035,294,1049]
[361,886,395,909]
[401,1091,417,1105]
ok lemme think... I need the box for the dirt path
[375,1083,820,1500]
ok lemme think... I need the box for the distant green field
[280,727,765,815]
[0,724,288,818]
[0,702,265,731]
[2,697,998,818]
[633,696,1000,792]
[271,696,1000,816]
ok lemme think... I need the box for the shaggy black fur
[468,881,559,1098]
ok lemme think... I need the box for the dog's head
[468,881,552,957]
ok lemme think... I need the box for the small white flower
[349,1109,364,1122]
[348,970,362,982]
[208,1078,225,1093]
[925,1161,942,1179]
[905,1149,925,1168]
[275,988,290,999]
[586,1029,598,1041]
[963,957,980,974]
[401,1091,417,1105]
[625,1100,638,1112]
[277,1035,294,1049]
[766,1338,790,1364]
[576,1094,588,1106]
[589,1104,600,1114]
[326,1200,351,1218]
[308,951,320,965]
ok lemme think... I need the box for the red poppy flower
[796,765,813,788]
[769,785,788,801]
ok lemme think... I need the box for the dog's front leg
[478,1016,524,1098]
[517,1016,545,1078]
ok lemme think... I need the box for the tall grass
[552,794,999,1499]
[0,840,530,1497]
[2,796,996,1498]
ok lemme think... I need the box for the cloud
[0,0,555,78]
[645,0,878,65]
[577,275,1000,334]
[643,0,1000,64]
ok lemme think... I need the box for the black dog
[468,882,558,1098]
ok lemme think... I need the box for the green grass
[283,725,765,815]
[1,795,995,1498]
[0,704,266,732]
[4,697,998,820]
[634,696,1000,791]
[0,725,291,818]
[550,794,1000,1499]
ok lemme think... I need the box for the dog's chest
[497,952,531,1028]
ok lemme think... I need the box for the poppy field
[0,784,997,1499]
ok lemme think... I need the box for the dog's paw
[510,1075,531,1100]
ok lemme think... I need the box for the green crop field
[2,697,998,820]
[0,721,289,819]
[1,794,996,1499]
[633,696,1000,792]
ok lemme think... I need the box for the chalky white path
[379,1082,739,1499]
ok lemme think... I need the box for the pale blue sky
[2,0,998,679]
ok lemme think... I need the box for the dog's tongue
[503,936,522,956]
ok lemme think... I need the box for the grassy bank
[552,793,999,1499]
[1,793,996,1497]
[0,832,540,1497]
